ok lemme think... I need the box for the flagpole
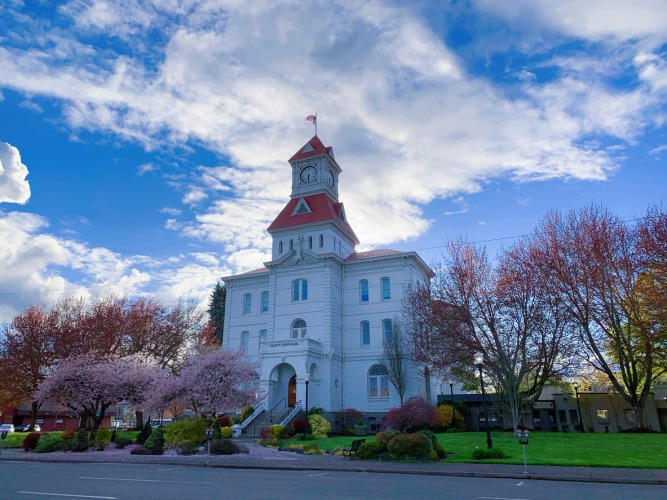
[315,113,318,136]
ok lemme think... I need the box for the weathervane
[306,113,317,135]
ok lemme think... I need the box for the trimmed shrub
[292,418,307,434]
[130,445,148,455]
[445,427,460,433]
[240,406,254,422]
[339,408,366,431]
[375,431,401,451]
[435,405,464,431]
[61,431,76,441]
[416,430,446,459]
[304,433,315,441]
[387,433,432,460]
[268,425,284,442]
[308,407,325,416]
[23,432,40,451]
[114,435,131,449]
[357,441,383,460]
[383,396,437,433]
[164,418,208,449]
[178,442,200,455]
[35,434,64,453]
[210,438,241,455]
[144,427,165,455]
[136,421,152,445]
[472,447,508,460]
[71,429,89,452]
[308,414,331,438]
[217,415,233,428]
[220,426,233,439]
[258,427,269,440]
[94,428,111,450]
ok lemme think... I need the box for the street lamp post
[449,379,455,409]
[574,383,584,433]
[304,372,310,435]
[475,352,493,449]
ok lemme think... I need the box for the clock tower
[289,135,340,201]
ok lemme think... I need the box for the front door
[288,374,297,407]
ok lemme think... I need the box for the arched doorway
[288,374,297,407]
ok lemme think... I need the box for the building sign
[269,342,300,348]
[533,401,553,409]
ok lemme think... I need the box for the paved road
[1,461,664,499]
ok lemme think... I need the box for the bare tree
[378,320,408,404]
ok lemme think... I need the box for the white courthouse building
[222,135,435,425]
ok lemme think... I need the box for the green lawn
[296,432,667,469]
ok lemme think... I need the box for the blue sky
[1,0,666,322]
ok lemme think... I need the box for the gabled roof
[289,135,335,162]
[345,249,405,261]
[268,193,359,244]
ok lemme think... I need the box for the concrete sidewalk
[1,445,665,486]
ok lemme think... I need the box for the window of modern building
[596,409,609,424]
[359,279,369,303]
[292,279,308,301]
[243,293,251,314]
[259,329,267,347]
[279,241,283,253]
[319,234,324,248]
[261,291,269,313]
[360,320,370,346]
[241,331,249,353]
[382,318,393,344]
[381,277,391,300]
[308,236,313,249]
[292,319,307,339]
[368,365,389,398]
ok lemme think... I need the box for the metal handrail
[278,404,302,427]
[240,402,267,429]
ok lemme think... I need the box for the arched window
[279,241,283,253]
[308,236,313,249]
[382,319,393,344]
[292,319,307,339]
[261,291,269,313]
[243,293,251,314]
[292,279,308,302]
[319,234,324,248]
[368,365,389,399]
[241,331,249,353]
[259,329,267,348]
[359,279,369,303]
[289,239,294,250]
[381,277,391,300]
[360,320,370,346]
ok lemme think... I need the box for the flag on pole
[306,114,318,135]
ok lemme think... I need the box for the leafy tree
[378,320,408,404]
[208,281,226,345]
[528,205,667,427]
[382,396,437,433]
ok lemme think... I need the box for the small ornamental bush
[258,427,269,440]
[136,421,153,445]
[416,430,445,459]
[94,428,112,449]
[114,435,131,449]
[220,426,233,439]
[164,418,208,449]
[383,397,437,433]
[292,418,307,434]
[23,432,40,451]
[71,429,89,452]
[110,429,116,443]
[472,447,508,460]
[375,431,401,451]
[357,441,383,460]
[217,415,233,428]
[35,434,64,453]
[308,414,331,438]
[435,405,464,431]
[178,442,200,455]
[144,427,165,455]
[308,407,325,416]
[268,425,284,442]
[210,438,242,455]
[387,432,433,460]
[130,445,148,455]
[240,406,254,422]
[61,431,76,441]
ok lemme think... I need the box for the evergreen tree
[208,281,226,345]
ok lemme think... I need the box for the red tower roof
[289,135,335,162]
[267,193,359,244]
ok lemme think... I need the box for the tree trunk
[135,410,144,430]
[29,400,40,430]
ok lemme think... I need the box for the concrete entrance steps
[242,407,292,438]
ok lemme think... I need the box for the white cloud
[444,196,469,216]
[649,144,667,155]
[137,163,157,175]
[0,142,31,204]
[160,206,182,215]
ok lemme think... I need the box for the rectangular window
[261,291,269,312]
[302,280,308,300]
[259,329,267,348]
[359,279,369,302]
[533,410,541,424]
[382,319,393,344]
[292,279,308,301]
[241,331,249,353]
[380,377,389,397]
[596,409,609,424]
[569,409,579,423]
[369,377,378,398]
[361,321,370,346]
[381,277,391,300]
[243,293,251,314]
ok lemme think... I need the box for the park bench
[342,438,365,459]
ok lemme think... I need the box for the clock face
[300,166,317,184]
[326,169,334,188]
